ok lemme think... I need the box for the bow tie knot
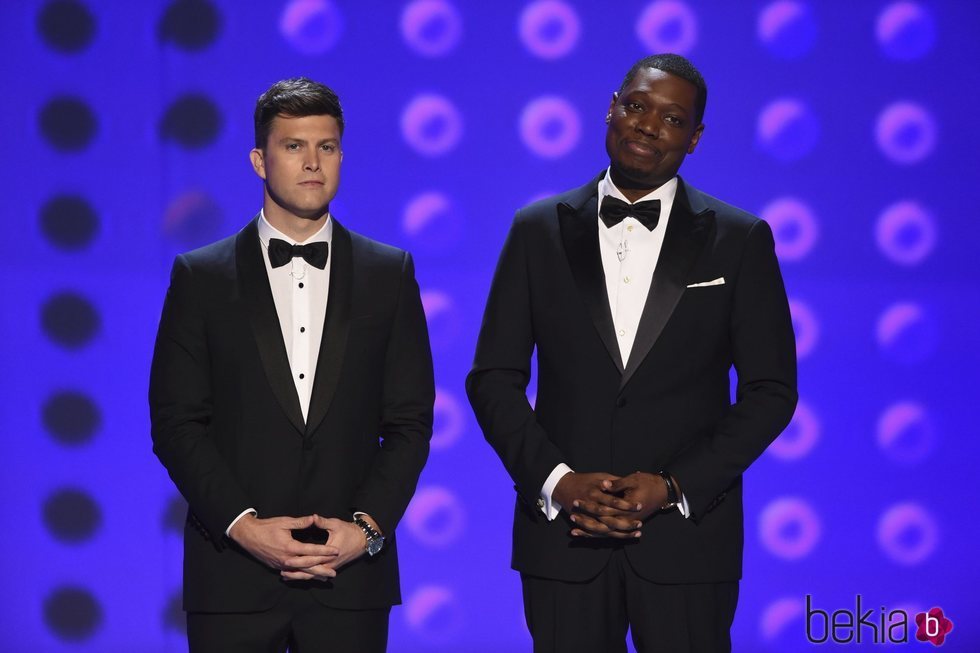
[268,238,329,269]
[599,196,661,231]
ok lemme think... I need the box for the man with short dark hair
[150,77,433,652]
[467,54,797,652]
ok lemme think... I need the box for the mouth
[298,180,325,187]
[623,140,662,158]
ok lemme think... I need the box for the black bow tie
[268,238,329,269]
[599,196,661,231]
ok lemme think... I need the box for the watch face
[367,537,383,556]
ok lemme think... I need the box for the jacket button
[616,397,627,408]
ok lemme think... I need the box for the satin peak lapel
[236,218,305,434]
[558,192,624,374]
[305,220,352,436]
[621,184,714,390]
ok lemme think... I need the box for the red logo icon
[915,607,953,646]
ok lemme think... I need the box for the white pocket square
[686,277,725,288]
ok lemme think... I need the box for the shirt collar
[598,168,678,206]
[257,209,333,246]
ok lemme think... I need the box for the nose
[634,112,660,139]
[304,153,321,172]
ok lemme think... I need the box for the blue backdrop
[3,0,979,651]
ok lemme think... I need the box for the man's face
[249,114,342,222]
[605,68,703,194]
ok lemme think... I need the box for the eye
[665,115,684,126]
[320,143,337,152]
[627,102,644,112]
[286,142,301,151]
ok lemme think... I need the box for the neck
[263,205,329,242]
[608,167,671,203]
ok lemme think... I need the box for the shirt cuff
[540,463,573,521]
[677,492,691,519]
[225,508,257,537]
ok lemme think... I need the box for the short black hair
[253,77,344,148]
[618,54,707,124]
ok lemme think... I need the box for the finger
[588,491,641,512]
[286,515,316,529]
[569,513,611,535]
[281,570,316,580]
[597,515,644,532]
[283,555,337,569]
[300,564,338,579]
[572,499,629,518]
[311,514,342,530]
[286,542,339,557]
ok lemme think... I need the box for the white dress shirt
[539,170,690,520]
[225,210,332,535]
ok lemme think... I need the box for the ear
[249,148,266,180]
[607,92,619,117]
[687,123,704,154]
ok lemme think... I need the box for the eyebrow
[278,137,340,145]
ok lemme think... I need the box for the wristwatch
[353,515,385,556]
[657,471,679,510]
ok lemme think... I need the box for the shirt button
[618,329,625,337]
[627,225,634,232]
[624,276,631,284]
[299,373,305,379]
[298,282,304,289]
[300,327,306,333]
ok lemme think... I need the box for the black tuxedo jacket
[149,217,433,612]
[467,174,797,583]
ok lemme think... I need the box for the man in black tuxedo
[467,54,797,652]
[149,78,433,652]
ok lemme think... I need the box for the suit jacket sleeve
[466,214,566,506]
[149,255,252,544]
[668,219,798,519]
[351,252,434,536]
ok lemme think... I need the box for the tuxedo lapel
[305,219,352,436]
[621,179,714,390]
[236,218,306,435]
[558,174,624,373]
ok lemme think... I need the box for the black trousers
[186,588,390,653]
[521,549,738,653]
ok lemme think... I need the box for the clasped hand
[552,471,668,538]
[228,514,368,581]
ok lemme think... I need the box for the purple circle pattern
[279,0,343,55]
[877,502,938,566]
[519,0,580,60]
[877,401,935,465]
[401,94,464,157]
[405,486,466,548]
[876,200,936,265]
[761,197,819,262]
[635,1,698,55]
[519,96,580,159]
[757,1,817,59]
[759,497,821,560]
[875,101,937,165]
[757,98,819,162]
[401,0,462,57]
[876,1,935,60]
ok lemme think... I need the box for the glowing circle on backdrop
[768,399,819,461]
[877,502,938,566]
[404,585,464,643]
[280,0,343,55]
[636,1,698,55]
[876,1,935,60]
[757,1,817,59]
[877,401,935,465]
[519,0,580,60]
[759,497,821,560]
[41,292,101,349]
[788,298,819,360]
[43,586,103,642]
[760,597,804,641]
[756,98,819,161]
[402,191,462,252]
[875,102,936,165]
[420,289,460,351]
[401,0,462,57]
[876,302,937,364]
[162,190,224,248]
[519,96,580,159]
[404,486,466,548]
[401,94,464,156]
[760,197,819,261]
[431,388,464,451]
[876,200,936,265]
